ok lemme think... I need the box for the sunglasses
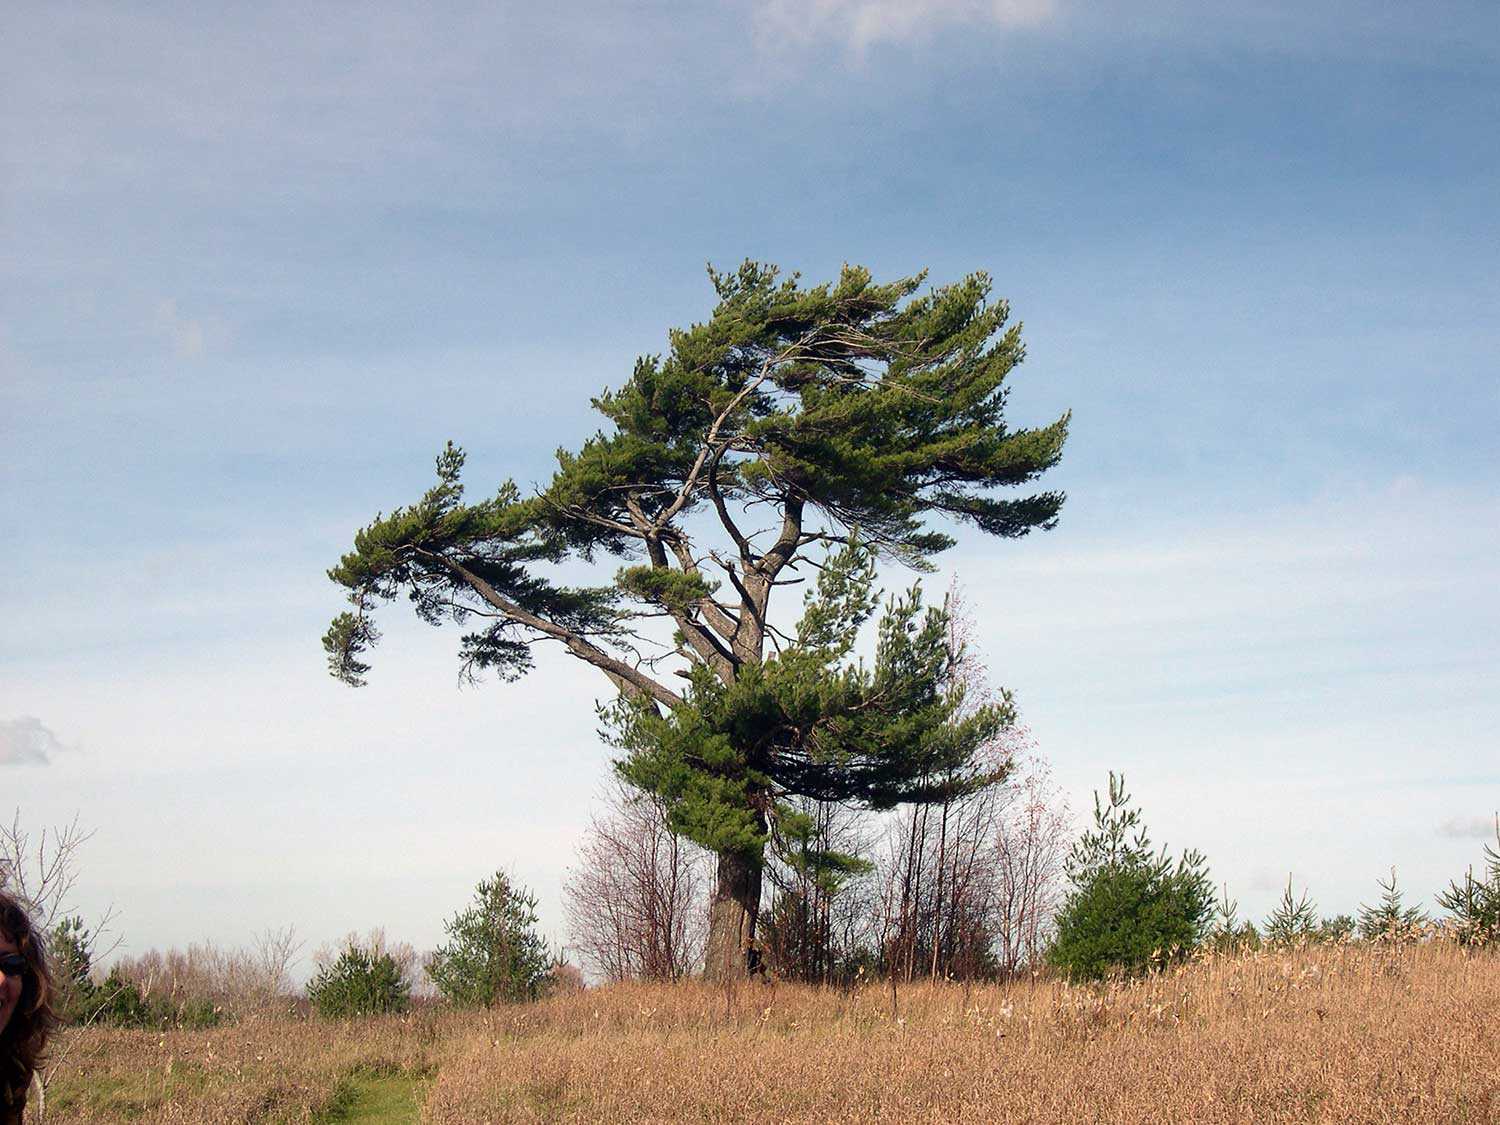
[0,954,27,978]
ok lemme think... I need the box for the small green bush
[49,916,99,1024]
[86,968,224,1029]
[307,942,411,1019]
[1209,920,1261,954]
[94,967,159,1027]
[1047,773,1214,981]
[426,871,551,1006]
[177,996,223,1029]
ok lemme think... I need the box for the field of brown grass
[35,942,1499,1124]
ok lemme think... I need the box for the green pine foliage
[1263,878,1320,947]
[323,264,1068,694]
[1357,868,1427,943]
[49,915,98,1024]
[425,871,552,1006]
[773,804,874,898]
[605,539,1011,859]
[307,942,411,1019]
[1047,774,1214,980]
[1436,816,1500,946]
[93,968,155,1027]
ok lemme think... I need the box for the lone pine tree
[323,262,1069,980]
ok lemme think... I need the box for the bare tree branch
[417,549,683,708]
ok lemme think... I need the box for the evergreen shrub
[307,941,410,1019]
[1047,773,1213,980]
[426,871,552,1005]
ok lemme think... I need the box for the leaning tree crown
[323,262,1070,980]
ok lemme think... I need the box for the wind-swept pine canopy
[325,261,1068,704]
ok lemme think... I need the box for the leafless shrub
[761,795,878,984]
[547,960,587,995]
[877,757,1002,981]
[563,782,706,982]
[874,587,1071,981]
[0,810,114,942]
[112,926,302,1020]
[990,746,1070,975]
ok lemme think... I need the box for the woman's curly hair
[0,891,57,1119]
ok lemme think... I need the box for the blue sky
[3,1,1497,969]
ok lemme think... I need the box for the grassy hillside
[36,942,1498,1123]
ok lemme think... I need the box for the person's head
[0,891,55,1098]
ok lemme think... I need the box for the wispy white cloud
[0,716,66,766]
[957,478,1499,704]
[934,477,1500,920]
[153,299,223,360]
[753,0,1058,52]
[1439,815,1498,840]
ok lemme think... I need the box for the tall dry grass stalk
[36,942,1500,1123]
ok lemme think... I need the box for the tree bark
[704,847,763,982]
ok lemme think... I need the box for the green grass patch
[312,1071,427,1124]
[46,1062,216,1119]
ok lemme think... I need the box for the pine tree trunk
[704,847,763,982]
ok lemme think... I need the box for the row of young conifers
[22,761,1499,1029]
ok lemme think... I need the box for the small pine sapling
[426,870,552,1005]
[1263,877,1319,947]
[1046,773,1214,980]
[1357,868,1427,943]
[1436,815,1500,946]
[1208,886,1260,954]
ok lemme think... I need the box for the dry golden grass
[37,943,1500,1124]
[34,1010,447,1124]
